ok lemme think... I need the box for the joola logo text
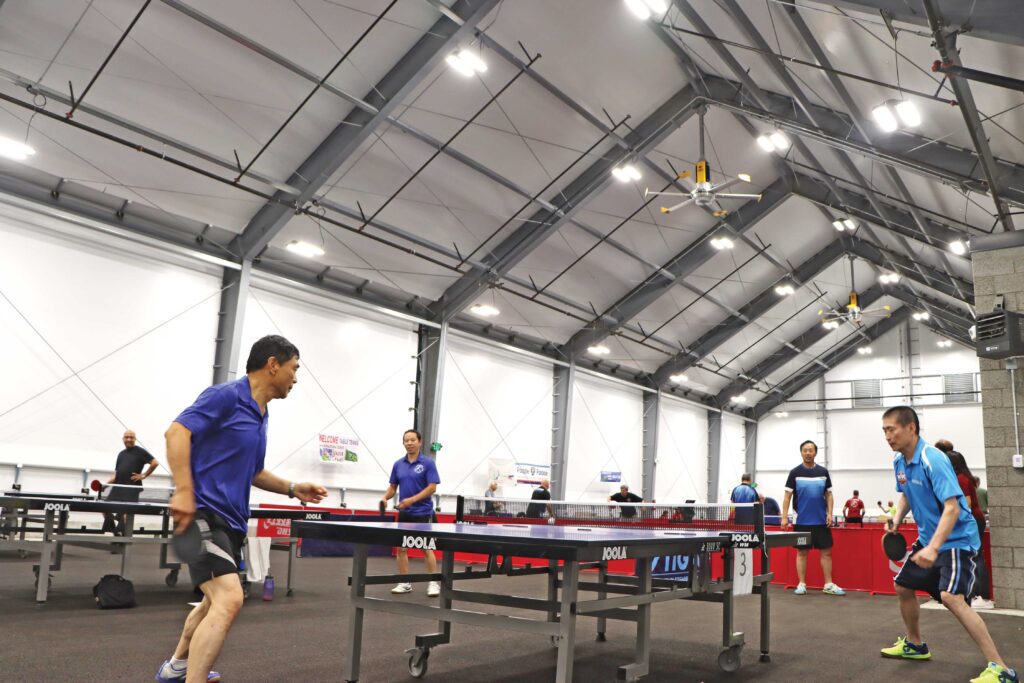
[729,532,760,547]
[44,503,70,512]
[402,535,437,550]
[304,512,326,520]
[602,546,627,561]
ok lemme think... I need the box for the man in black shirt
[609,484,642,518]
[525,479,552,518]
[102,430,159,534]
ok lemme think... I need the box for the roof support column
[550,363,576,500]
[642,391,660,501]
[707,411,722,503]
[744,420,757,481]
[212,260,252,384]
[414,323,448,455]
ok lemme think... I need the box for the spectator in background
[763,496,782,525]
[526,478,552,518]
[609,484,643,518]
[483,480,502,514]
[974,477,988,516]
[103,430,160,536]
[781,440,846,596]
[946,451,994,610]
[730,473,762,525]
[877,500,897,520]
[843,490,866,527]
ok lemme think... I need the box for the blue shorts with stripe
[894,542,978,601]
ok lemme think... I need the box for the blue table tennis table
[295,516,809,682]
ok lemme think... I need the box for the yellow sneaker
[970,662,1020,683]
[880,636,931,660]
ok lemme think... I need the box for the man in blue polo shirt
[382,429,441,597]
[781,440,845,596]
[879,406,1017,683]
[155,336,327,683]
[730,473,762,525]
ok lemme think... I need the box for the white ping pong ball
[547,517,555,525]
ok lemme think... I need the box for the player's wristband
[287,482,296,499]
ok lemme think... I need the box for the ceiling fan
[819,257,892,328]
[643,108,762,217]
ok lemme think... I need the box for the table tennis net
[457,496,759,534]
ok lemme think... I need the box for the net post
[455,495,465,523]
[753,502,765,540]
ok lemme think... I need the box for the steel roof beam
[229,0,500,260]
[429,81,703,321]
[651,238,847,386]
[752,306,912,419]
[924,0,1016,231]
[846,236,973,302]
[560,177,791,358]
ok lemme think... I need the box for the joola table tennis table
[295,518,808,682]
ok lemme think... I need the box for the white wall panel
[241,285,418,509]
[0,205,220,488]
[565,375,642,502]
[654,398,707,503]
[756,412,820,472]
[718,414,748,502]
[435,337,553,502]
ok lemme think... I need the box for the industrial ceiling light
[737,173,752,182]
[669,373,688,384]
[912,311,930,321]
[949,239,967,256]
[895,99,921,127]
[611,164,642,182]
[731,395,747,403]
[756,135,775,152]
[878,272,900,284]
[446,49,487,77]
[775,411,789,418]
[0,135,36,161]
[769,131,789,150]
[937,339,953,348]
[822,320,840,330]
[857,346,873,355]
[774,283,795,296]
[588,344,611,356]
[624,0,666,20]
[710,236,734,250]
[832,217,857,232]
[445,53,475,77]
[470,303,500,317]
[285,240,325,258]
[871,102,899,133]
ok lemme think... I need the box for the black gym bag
[92,574,136,609]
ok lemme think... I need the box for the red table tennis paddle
[882,531,908,561]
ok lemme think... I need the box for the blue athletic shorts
[894,542,978,601]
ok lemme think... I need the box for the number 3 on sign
[733,549,753,595]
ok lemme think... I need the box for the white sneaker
[391,582,412,594]
[427,581,441,597]
[971,596,995,610]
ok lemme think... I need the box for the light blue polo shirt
[174,376,268,533]
[390,454,441,516]
[893,438,979,552]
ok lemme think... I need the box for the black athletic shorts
[398,511,437,524]
[793,523,833,550]
[187,508,245,592]
[895,542,978,601]
[844,516,864,527]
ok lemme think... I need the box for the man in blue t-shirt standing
[155,336,327,683]
[382,429,441,597]
[729,473,762,525]
[879,406,1017,683]
[781,440,845,596]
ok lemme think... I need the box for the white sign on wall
[318,433,359,464]
[515,462,550,485]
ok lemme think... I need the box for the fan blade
[661,197,696,214]
[644,190,690,198]
[716,193,764,199]
[710,178,740,193]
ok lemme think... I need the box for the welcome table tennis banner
[318,433,360,464]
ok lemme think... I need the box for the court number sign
[733,549,754,595]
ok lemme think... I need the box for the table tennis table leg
[596,561,608,642]
[759,546,771,663]
[554,561,579,683]
[546,559,559,627]
[286,534,296,596]
[120,513,135,580]
[344,543,368,683]
[34,510,55,603]
[618,558,651,681]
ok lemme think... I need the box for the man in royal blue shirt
[382,429,441,597]
[879,406,1017,683]
[730,473,762,525]
[155,336,327,683]
[781,440,845,596]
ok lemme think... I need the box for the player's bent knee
[939,591,966,609]
[894,583,915,598]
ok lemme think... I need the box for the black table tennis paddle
[172,519,206,563]
[882,532,908,561]
[379,500,387,516]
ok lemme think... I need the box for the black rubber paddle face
[172,520,203,563]
[882,532,908,561]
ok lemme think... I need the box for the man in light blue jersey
[879,406,1017,683]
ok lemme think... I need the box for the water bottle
[262,574,274,602]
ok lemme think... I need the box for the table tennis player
[155,335,326,683]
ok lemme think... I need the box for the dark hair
[741,473,752,482]
[882,406,920,435]
[853,490,859,496]
[946,450,974,481]
[245,335,299,372]
[799,440,817,453]
[934,439,954,453]
[403,429,422,441]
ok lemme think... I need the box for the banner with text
[514,462,550,486]
[319,434,360,464]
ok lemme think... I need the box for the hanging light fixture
[611,164,642,182]
[0,135,36,161]
[949,239,967,256]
